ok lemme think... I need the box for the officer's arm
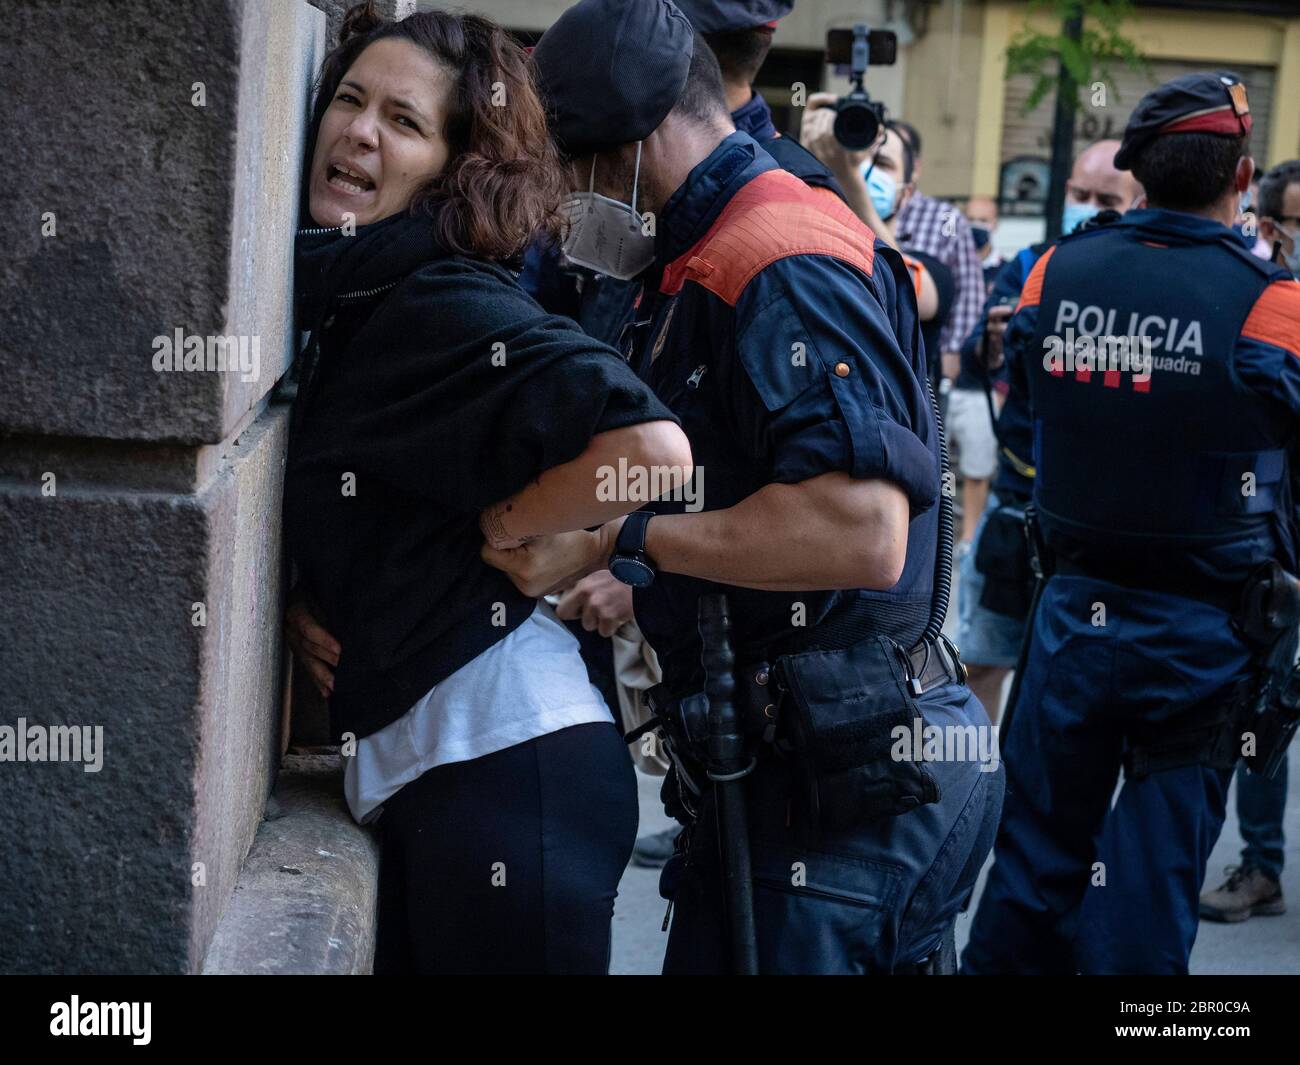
[638,473,909,590]
[482,256,934,597]
[481,474,910,597]
[639,255,929,591]
[1234,280,1300,417]
[1235,280,1300,543]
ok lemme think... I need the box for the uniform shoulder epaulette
[1241,279,1300,360]
[1016,244,1058,311]
[659,168,876,306]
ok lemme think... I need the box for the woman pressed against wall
[282,2,692,974]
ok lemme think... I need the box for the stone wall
[310,0,417,49]
[0,0,323,973]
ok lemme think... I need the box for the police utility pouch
[775,634,940,833]
[974,500,1033,619]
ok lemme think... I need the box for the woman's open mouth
[327,163,376,195]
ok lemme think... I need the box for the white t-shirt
[344,600,612,824]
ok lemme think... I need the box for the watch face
[611,557,655,588]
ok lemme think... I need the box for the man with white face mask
[561,146,657,281]
[490,0,1003,976]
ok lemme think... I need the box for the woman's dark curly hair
[306,2,566,262]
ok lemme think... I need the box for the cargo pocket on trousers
[751,841,904,974]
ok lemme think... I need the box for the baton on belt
[999,503,1049,747]
[699,592,759,975]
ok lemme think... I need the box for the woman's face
[308,37,452,227]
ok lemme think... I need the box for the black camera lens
[833,98,881,151]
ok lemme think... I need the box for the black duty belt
[1053,557,1240,615]
[907,633,967,693]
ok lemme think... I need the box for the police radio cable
[922,372,954,647]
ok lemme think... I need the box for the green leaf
[1003,0,1145,115]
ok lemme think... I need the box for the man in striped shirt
[891,121,984,383]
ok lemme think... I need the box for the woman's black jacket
[285,213,673,742]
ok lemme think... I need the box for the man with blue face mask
[1258,159,1300,279]
[1060,138,1139,233]
[860,127,912,227]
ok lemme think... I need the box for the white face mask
[1274,224,1300,279]
[560,143,656,281]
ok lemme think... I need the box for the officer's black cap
[1114,71,1253,171]
[672,0,793,35]
[532,0,695,159]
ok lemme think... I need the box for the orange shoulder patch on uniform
[1241,280,1300,360]
[900,253,925,299]
[659,169,877,305]
[1015,244,1058,312]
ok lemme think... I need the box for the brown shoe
[1199,865,1285,923]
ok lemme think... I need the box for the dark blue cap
[1114,71,1253,171]
[533,0,695,159]
[673,0,793,35]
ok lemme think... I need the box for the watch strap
[615,510,654,557]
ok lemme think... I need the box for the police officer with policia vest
[484,0,1003,975]
[962,72,1300,975]
[955,141,1142,724]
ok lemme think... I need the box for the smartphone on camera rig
[824,24,898,150]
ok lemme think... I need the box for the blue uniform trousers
[661,683,1004,974]
[963,575,1253,974]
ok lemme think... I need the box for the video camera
[824,24,897,151]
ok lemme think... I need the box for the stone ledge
[201,751,378,975]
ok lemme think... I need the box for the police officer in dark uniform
[673,0,843,197]
[518,0,840,353]
[963,72,1300,975]
[487,0,1003,975]
[518,3,845,784]
[520,0,855,875]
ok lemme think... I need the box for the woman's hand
[482,522,620,599]
[285,596,341,699]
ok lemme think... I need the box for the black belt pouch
[775,634,940,833]
[974,501,1032,618]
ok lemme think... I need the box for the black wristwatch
[609,511,657,588]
